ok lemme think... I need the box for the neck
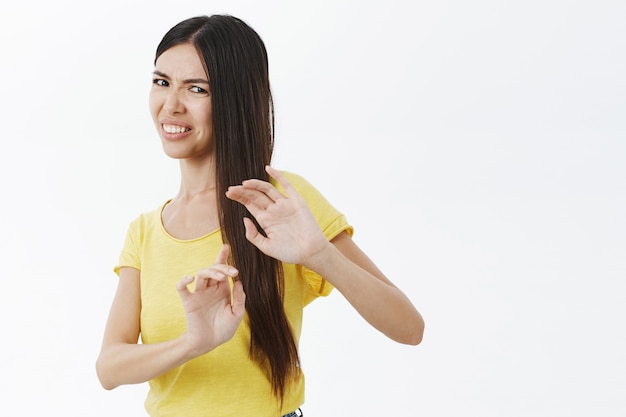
[176,156,217,201]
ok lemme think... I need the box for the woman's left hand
[225,166,329,266]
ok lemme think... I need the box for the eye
[153,78,169,87]
[190,86,209,94]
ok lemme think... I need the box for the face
[149,43,213,161]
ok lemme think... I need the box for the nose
[164,90,184,115]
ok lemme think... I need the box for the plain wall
[0,0,624,415]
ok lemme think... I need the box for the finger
[226,186,274,211]
[196,265,238,282]
[241,178,286,203]
[231,280,246,318]
[176,275,194,300]
[196,244,238,284]
[242,217,267,251]
[265,166,296,198]
[215,244,230,265]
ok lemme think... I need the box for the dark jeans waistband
[282,408,303,417]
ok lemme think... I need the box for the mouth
[162,124,191,134]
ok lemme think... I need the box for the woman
[96,14,424,417]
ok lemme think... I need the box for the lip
[160,119,192,141]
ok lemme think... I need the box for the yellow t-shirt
[115,171,353,417]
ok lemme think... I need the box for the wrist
[180,331,212,360]
[302,240,336,274]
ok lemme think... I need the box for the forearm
[305,240,424,345]
[96,335,195,390]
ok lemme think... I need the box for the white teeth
[163,124,189,134]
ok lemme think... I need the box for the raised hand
[225,166,330,267]
[176,244,246,357]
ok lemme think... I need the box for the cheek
[193,103,213,130]
[148,93,160,121]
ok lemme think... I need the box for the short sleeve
[113,217,142,276]
[275,171,354,305]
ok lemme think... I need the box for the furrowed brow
[152,70,208,85]
[152,70,170,79]
[182,78,210,85]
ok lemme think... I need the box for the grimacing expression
[149,43,214,161]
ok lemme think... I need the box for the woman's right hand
[97,245,246,389]
[176,244,246,357]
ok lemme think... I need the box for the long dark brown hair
[155,15,300,401]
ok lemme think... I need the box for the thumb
[231,280,246,318]
[214,243,231,264]
[243,217,266,249]
[176,275,194,300]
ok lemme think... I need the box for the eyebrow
[152,70,209,85]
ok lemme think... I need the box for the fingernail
[228,267,238,275]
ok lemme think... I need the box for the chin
[161,143,190,159]
[161,143,212,161]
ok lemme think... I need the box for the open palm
[225,166,329,266]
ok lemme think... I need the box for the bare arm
[96,267,187,389]
[96,245,246,390]
[225,166,424,345]
[319,231,423,345]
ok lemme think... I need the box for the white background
[1,0,624,416]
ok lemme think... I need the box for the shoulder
[273,170,308,186]
[272,170,322,200]
[274,170,353,236]
[125,201,169,235]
